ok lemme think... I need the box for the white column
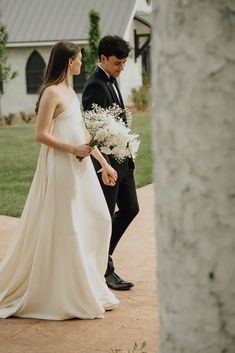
[152,1,235,352]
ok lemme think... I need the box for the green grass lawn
[0,113,152,216]
[132,112,153,188]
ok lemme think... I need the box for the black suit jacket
[82,66,135,170]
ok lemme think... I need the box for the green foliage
[0,15,17,125]
[84,9,100,76]
[20,111,35,124]
[3,112,15,125]
[132,70,150,111]
[0,22,17,83]
[109,342,147,353]
[132,85,150,111]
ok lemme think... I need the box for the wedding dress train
[0,98,119,320]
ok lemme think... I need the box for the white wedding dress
[0,97,119,320]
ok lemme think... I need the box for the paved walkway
[0,184,158,353]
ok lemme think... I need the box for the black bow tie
[109,76,117,84]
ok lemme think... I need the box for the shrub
[3,113,15,125]
[20,111,35,124]
[132,70,150,111]
[132,84,150,111]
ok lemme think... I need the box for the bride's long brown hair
[35,41,81,114]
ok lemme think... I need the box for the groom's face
[100,55,127,78]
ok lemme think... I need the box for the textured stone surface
[0,185,159,353]
[152,1,235,352]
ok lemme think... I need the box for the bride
[0,41,119,320]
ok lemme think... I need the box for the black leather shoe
[105,272,134,291]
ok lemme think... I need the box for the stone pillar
[152,1,235,352]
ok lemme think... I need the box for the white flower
[82,104,140,162]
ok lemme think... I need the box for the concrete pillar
[152,1,235,352]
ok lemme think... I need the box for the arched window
[73,48,87,93]
[26,51,45,94]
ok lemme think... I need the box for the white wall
[2,46,50,116]
[120,20,143,106]
[136,0,152,13]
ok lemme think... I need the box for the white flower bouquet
[79,103,140,163]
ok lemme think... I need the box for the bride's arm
[91,146,117,186]
[35,87,92,158]
[83,127,117,185]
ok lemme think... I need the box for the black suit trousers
[96,158,139,273]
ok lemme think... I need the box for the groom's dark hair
[98,35,131,60]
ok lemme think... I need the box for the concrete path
[0,184,158,353]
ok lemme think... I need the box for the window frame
[26,50,46,94]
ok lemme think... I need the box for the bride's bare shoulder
[43,85,60,96]
[41,85,61,103]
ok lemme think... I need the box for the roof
[1,0,137,46]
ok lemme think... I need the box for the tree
[152,1,235,352]
[0,18,17,126]
[84,9,100,76]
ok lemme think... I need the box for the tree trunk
[152,1,235,352]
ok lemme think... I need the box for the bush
[20,111,35,124]
[3,113,15,125]
[132,84,150,111]
[132,70,150,111]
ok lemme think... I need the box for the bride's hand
[101,164,118,186]
[72,144,93,158]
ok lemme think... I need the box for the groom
[82,35,139,291]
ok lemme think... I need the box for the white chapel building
[0,0,151,116]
